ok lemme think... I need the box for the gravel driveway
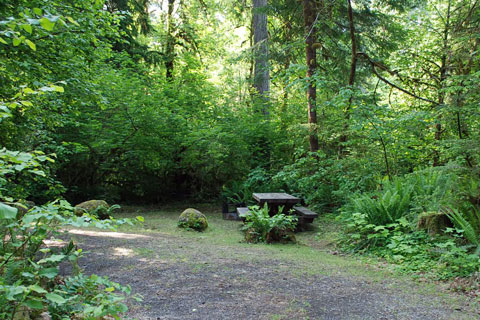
[64,207,480,320]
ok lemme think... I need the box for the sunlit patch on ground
[43,239,66,247]
[113,247,134,256]
[68,229,151,240]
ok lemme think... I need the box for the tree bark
[253,0,270,116]
[339,0,357,156]
[433,0,451,166]
[165,0,176,80]
[303,0,319,153]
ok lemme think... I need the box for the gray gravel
[64,228,479,320]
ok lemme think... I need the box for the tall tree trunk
[165,0,176,80]
[281,19,292,124]
[303,0,319,153]
[339,0,357,156]
[253,0,270,116]
[433,0,451,166]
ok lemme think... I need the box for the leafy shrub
[342,167,458,227]
[0,149,65,204]
[339,213,480,279]
[349,187,413,226]
[222,167,278,206]
[273,155,378,212]
[338,167,480,279]
[242,204,297,243]
[0,150,142,319]
[445,205,480,254]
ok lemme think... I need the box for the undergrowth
[338,167,480,280]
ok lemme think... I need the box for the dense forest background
[1,0,479,209]
[1,1,480,316]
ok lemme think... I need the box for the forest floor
[63,204,480,320]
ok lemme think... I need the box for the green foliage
[339,168,480,279]
[445,205,480,254]
[0,149,65,203]
[339,213,480,279]
[350,188,413,226]
[341,168,458,227]
[222,167,278,206]
[242,204,297,243]
[0,149,142,319]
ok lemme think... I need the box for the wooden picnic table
[252,192,301,216]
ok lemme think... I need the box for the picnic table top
[252,193,301,204]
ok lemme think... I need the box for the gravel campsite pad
[63,205,480,320]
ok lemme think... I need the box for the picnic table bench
[236,192,318,229]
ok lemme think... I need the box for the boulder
[178,208,208,231]
[7,201,35,219]
[417,211,453,235]
[74,200,110,219]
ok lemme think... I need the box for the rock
[178,208,208,231]
[34,312,51,320]
[9,200,35,218]
[13,305,30,320]
[417,211,453,235]
[10,203,29,217]
[74,200,110,219]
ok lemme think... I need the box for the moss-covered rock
[9,200,35,218]
[417,211,453,235]
[178,208,208,231]
[74,200,110,219]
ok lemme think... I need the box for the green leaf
[29,169,46,176]
[20,100,34,107]
[38,254,66,264]
[22,272,35,278]
[25,39,36,51]
[29,285,47,294]
[45,292,66,305]
[39,267,58,279]
[0,202,17,219]
[53,85,64,93]
[66,16,80,27]
[25,299,44,310]
[0,37,7,44]
[39,85,64,93]
[13,38,21,46]
[22,24,33,34]
[136,216,144,222]
[33,8,43,16]
[23,87,35,94]
[39,17,55,31]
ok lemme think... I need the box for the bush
[242,204,297,243]
[341,167,458,228]
[337,167,480,279]
[0,150,142,319]
[338,213,480,279]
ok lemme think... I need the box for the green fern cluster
[243,204,297,243]
[445,205,480,254]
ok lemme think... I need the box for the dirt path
[64,206,479,320]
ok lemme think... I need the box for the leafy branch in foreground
[0,150,142,319]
